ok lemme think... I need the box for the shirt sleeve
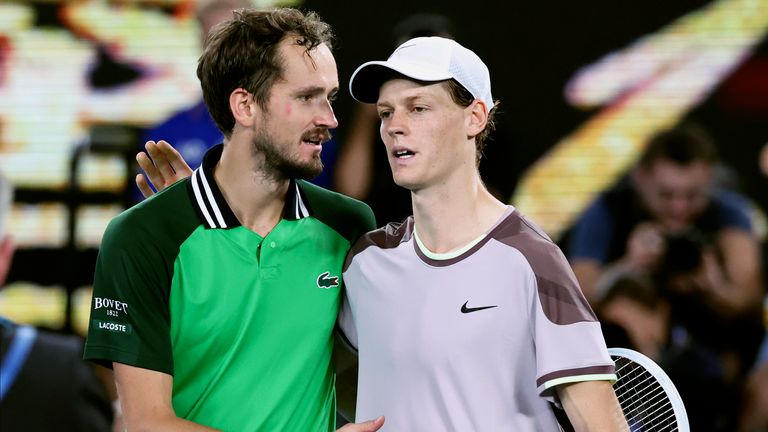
[83,212,175,375]
[530,243,616,400]
[713,190,753,233]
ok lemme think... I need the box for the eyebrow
[293,85,339,96]
[377,94,431,108]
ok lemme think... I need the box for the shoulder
[299,180,377,242]
[343,217,413,271]
[709,189,753,231]
[102,179,200,251]
[491,210,562,259]
[493,210,597,323]
[711,189,751,213]
[491,211,577,287]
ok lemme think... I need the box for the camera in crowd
[658,228,708,276]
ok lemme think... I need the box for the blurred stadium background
[0,0,766,334]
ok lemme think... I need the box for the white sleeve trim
[543,373,617,390]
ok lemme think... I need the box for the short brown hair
[444,79,498,166]
[638,123,718,169]
[197,8,334,138]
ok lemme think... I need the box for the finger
[359,416,385,431]
[156,140,193,176]
[145,140,176,183]
[335,416,384,432]
[135,174,155,199]
[136,151,164,191]
[368,416,385,431]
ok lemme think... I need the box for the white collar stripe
[198,166,227,228]
[191,169,216,229]
[296,183,309,218]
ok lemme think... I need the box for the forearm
[120,414,220,432]
[558,380,628,432]
[114,363,219,432]
[702,231,763,316]
[701,279,754,316]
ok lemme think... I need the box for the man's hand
[624,222,665,272]
[136,140,193,198]
[336,416,385,432]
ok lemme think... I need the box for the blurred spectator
[568,123,765,431]
[595,269,748,431]
[137,0,338,200]
[136,0,246,197]
[333,13,455,226]
[0,172,115,431]
[737,142,768,432]
[596,271,670,362]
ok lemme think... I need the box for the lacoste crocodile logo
[316,271,340,289]
[461,301,498,314]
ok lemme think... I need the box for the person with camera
[567,123,765,431]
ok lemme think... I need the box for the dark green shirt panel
[84,180,200,375]
[298,180,377,242]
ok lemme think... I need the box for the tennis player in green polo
[83,8,382,432]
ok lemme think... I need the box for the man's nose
[385,110,406,137]
[315,100,338,129]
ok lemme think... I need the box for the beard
[251,123,326,182]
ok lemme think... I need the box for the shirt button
[270,241,277,248]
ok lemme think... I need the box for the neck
[214,137,289,236]
[411,169,506,253]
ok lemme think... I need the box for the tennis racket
[608,347,690,432]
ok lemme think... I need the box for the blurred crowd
[562,124,767,431]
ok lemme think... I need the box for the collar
[186,144,313,229]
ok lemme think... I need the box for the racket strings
[613,357,679,431]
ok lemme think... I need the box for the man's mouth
[302,129,331,146]
[393,149,415,159]
[303,137,323,145]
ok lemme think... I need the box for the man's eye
[299,95,312,102]
[378,111,391,119]
[413,106,426,113]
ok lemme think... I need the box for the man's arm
[572,222,665,303]
[698,228,763,316]
[557,380,628,432]
[136,140,193,198]
[115,351,383,432]
[114,363,219,431]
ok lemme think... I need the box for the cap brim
[349,60,453,104]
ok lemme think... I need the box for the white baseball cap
[349,36,494,113]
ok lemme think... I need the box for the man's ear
[466,100,488,139]
[229,88,258,128]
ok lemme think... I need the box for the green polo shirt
[84,144,375,431]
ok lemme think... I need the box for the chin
[393,177,421,192]
[282,159,323,180]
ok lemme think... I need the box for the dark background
[2,0,767,333]
[305,0,768,212]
